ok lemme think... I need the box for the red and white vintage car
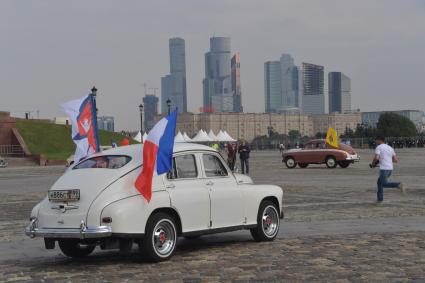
[282,139,359,169]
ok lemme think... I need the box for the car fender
[86,167,165,228]
[100,190,171,235]
[30,198,46,219]
[240,184,283,225]
[324,149,348,161]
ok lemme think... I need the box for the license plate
[48,190,80,202]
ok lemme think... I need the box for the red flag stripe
[134,141,158,202]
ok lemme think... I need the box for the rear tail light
[102,217,112,224]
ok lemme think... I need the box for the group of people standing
[223,140,251,175]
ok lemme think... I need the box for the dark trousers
[228,158,235,171]
[240,158,249,174]
[377,170,400,201]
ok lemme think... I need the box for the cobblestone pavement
[0,148,424,282]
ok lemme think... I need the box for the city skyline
[161,37,188,114]
[329,72,351,114]
[203,36,238,113]
[302,62,325,114]
[1,1,424,130]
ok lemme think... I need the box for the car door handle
[205,181,214,186]
[165,183,175,189]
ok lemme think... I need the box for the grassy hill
[16,120,137,160]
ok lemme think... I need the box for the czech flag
[61,95,100,163]
[135,110,177,202]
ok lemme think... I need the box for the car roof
[98,142,217,157]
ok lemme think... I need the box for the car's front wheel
[250,200,280,242]
[58,239,96,258]
[325,156,337,168]
[139,213,177,262]
[284,157,297,169]
[338,161,350,168]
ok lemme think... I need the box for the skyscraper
[280,54,299,110]
[231,53,242,112]
[264,54,301,113]
[264,61,281,113]
[143,95,159,131]
[161,37,187,114]
[203,37,233,112]
[328,72,351,113]
[302,62,325,114]
[97,116,114,132]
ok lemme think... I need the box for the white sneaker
[398,183,406,193]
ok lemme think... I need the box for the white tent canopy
[191,129,213,142]
[215,130,236,142]
[207,130,218,141]
[183,132,192,142]
[223,131,236,142]
[174,131,186,143]
[133,131,142,143]
[216,130,227,142]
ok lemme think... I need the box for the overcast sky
[1,0,424,130]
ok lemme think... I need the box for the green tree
[376,112,418,137]
[288,130,301,141]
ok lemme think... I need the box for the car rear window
[73,155,131,169]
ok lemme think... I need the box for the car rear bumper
[25,218,112,239]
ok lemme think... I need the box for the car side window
[305,143,314,149]
[202,154,228,177]
[167,154,198,179]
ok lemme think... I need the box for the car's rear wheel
[298,163,308,168]
[325,156,337,168]
[285,157,297,169]
[58,239,96,258]
[250,200,280,242]
[338,161,350,168]
[139,213,177,262]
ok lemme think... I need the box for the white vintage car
[25,143,283,261]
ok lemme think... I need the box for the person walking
[238,139,251,174]
[371,136,405,204]
[279,143,285,153]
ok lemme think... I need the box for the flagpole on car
[91,86,98,118]
[139,103,144,142]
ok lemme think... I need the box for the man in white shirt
[371,136,405,203]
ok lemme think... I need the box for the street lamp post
[91,86,98,118]
[166,98,172,115]
[139,104,144,135]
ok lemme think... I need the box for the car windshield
[73,155,131,169]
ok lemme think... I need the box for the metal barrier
[0,145,25,157]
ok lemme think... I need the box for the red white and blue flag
[135,110,177,202]
[61,95,100,163]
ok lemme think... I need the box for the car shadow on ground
[13,233,255,267]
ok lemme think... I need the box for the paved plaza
[0,148,424,282]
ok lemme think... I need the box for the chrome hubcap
[328,159,335,166]
[287,159,295,167]
[152,220,176,256]
[262,206,279,237]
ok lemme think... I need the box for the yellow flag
[326,127,339,148]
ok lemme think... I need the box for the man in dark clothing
[226,143,236,171]
[238,140,251,174]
